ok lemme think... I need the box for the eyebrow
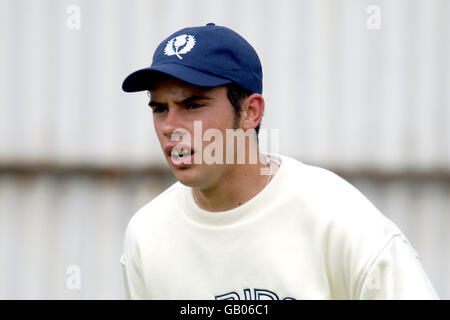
[149,95,213,107]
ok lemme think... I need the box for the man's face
[149,77,238,189]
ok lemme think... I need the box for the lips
[164,144,195,167]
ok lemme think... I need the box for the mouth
[166,145,195,167]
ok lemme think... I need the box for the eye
[151,106,168,114]
[186,103,203,110]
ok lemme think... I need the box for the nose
[162,107,185,139]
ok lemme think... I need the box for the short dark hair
[225,83,261,136]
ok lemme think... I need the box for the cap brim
[122,64,232,92]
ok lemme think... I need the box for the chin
[171,167,200,187]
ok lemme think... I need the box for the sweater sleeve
[120,220,148,299]
[359,235,439,299]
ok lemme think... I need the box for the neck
[192,153,277,212]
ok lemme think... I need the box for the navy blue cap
[122,23,263,94]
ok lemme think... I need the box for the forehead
[149,76,225,100]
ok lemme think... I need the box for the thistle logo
[164,34,196,60]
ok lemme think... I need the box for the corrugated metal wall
[0,0,449,299]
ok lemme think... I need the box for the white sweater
[120,155,439,299]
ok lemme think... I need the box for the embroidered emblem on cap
[164,34,196,60]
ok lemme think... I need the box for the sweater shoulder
[282,157,402,240]
[127,181,184,232]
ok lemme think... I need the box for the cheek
[209,105,236,129]
[200,117,234,141]
[201,112,235,154]
[153,119,165,144]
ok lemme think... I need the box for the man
[120,23,438,299]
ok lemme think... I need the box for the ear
[240,94,265,131]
